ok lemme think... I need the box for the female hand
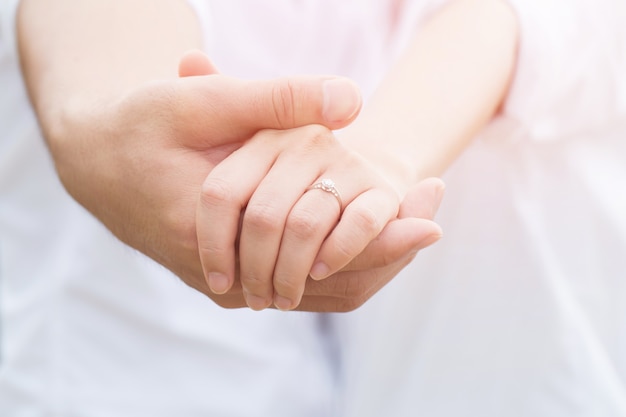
[197,124,411,311]
[296,177,443,312]
[196,177,443,311]
[180,51,443,312]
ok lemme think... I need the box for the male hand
[53,50,441,312]
[48,50,361,306]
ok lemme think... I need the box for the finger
[296,251,414,312]
[196,176,241,295]
[271,172,379,310]
[178,49,219,77]
[173,75,362,147]
[239,161,325,310]
[288,178,446,312]
[240,128,338,311]
[399,177,445,220]
[329,178,444,273]
[342,217,442,271]
[196,131,283,297]
[270,195,340,311]
[308,187,399,280]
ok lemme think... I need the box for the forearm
[17,0,202,146]
[342,0,519,194]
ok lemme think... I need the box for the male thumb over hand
[175,50,363,144]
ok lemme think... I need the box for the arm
[313,0,518,289]
[17,0,441,312]
[339,0,519,194]
[196,0,518,311]
[16,0,365,307]
[18,0,202,132]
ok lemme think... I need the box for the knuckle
[331,236,360,263]
[349,205,382,235]
[379,250,399,268]
[331,288,369,312]
[301,125,335,149]
[197,240,228,260]
[340,277,369,300]
[286,207,324,240]
[244,202,282,233]
[271,80,297,128]
[273,273,302,297]
[331,273,380,307]
[200,177,232,206]
[302,123,331,138]
[241,271,270,291]
[328,207,381,261]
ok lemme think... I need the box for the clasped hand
[52,51,443,312]
[180,52,443,311]
[198,124,402,311]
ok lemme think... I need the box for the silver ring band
[306,178,342,209]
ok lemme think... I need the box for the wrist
[338,130,417,200]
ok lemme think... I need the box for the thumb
[399,177,446,220]
[177,50,361,131]
[173,56,362,144]
[337,178,445,272]
[246,75,362,129]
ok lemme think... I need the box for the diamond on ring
[320,179,335,191]
[306,178,342,209]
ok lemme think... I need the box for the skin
[17,0,445,312]
[196,0,520,310]
[198,124,403,311]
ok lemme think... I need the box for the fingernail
[274,295,294,312]
[322,78,361,123]
[432,182,446,216]
[208,272,230,294]
[245,293,270,311]
[419,231,443,249]
[309,262,330,281]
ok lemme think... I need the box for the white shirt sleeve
[0,0,20,61]
[502,0,626,141]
